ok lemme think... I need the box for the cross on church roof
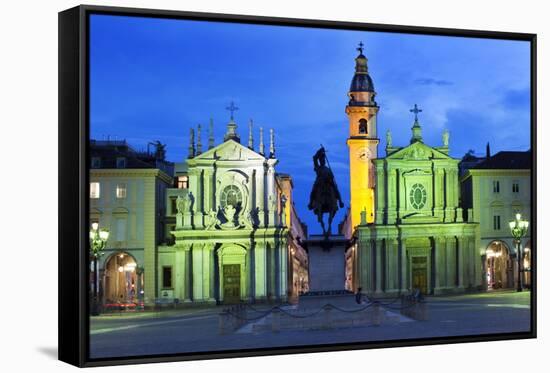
[357,41,364,55]
[226,101,239,121]
[410,103,423,122]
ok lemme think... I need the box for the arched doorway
[103,252,139,305]
[486,241,513,290]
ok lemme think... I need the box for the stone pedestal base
[305,235,349,292]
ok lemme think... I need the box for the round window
[220,185,243,208]
[409,183,427,210]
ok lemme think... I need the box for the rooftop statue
[308,146,344,237]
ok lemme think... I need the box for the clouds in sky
[90,15,531,233]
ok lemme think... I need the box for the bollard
[372,303,381,326]
[219,310,229,335]
[271,308,281,332]
[322,304,333,330]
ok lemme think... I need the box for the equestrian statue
[308,146,344,237]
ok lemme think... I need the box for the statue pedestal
[305,235,349,293]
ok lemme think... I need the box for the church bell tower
[346,42,379,228]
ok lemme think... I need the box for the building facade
[157,116,308,305]
[342,48,480,296]
[89,140,173,307]
[460,151,532,290]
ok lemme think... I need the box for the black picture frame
[58,4,537,367]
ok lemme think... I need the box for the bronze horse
[308,146,344,237]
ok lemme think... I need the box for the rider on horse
[308,146,344,236]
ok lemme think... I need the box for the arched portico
[102,251,141,305]
[485,240,513,290]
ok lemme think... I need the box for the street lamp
[90,222,109,315]
[509,213,529,292]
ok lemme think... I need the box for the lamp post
[509,213,529,292]
[90,222,109,315]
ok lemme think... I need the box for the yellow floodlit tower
[346,42,379,229]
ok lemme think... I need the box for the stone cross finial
[357,41,364,55]
[410,103,423,122]
[225,101,239,121]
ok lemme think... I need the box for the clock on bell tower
[346,42,379,228]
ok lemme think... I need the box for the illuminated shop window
[177,175,189,189]
[116,183,127,199]
[90,182,100,199]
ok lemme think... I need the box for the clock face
[356,147,370,162]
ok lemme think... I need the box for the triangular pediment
[193,139,266,162]
[386,141,452,160]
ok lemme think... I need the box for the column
[387,169,397,224]
[175,247,185,301]
[399,238,407,292]
[375,240,383,294]
[358,238,370,291]
[184,246,192,302]
[375,163,386,224]
[445,236,455,289]
[444,169,454,222]
[203,169,213,213]
[278,239,288,301]
[457,238,465,289]
[396,169,403,221]
[192,243,204,300]
[254,240,267,300]
[432,237,440,291]
[468,237,477,289]
[257,165,266,227]
[208,245,216,302]
[388,238,399,292]
[202,244,214,301]
[434,236,446,293]
[434,168,445,220]
[266,163,277,226]
[188,169,201,227]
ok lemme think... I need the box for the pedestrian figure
[355,287,363,304]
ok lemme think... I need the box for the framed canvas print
[58,4,536,367]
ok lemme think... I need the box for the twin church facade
[91,44,525,307]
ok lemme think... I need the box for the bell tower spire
[346,42,380,228]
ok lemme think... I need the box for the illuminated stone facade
[157,118,308,304]
[89,140,173,306]
[346,47,379,228]
[342,48,481,296]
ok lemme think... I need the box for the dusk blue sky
[90,14,531,234]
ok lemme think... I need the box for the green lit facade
[348,120,481,296]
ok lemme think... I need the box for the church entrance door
[223,264,241,304]
[411,256,428,294]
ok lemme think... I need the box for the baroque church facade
[342,46,481,295]
[157,111,309,305]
